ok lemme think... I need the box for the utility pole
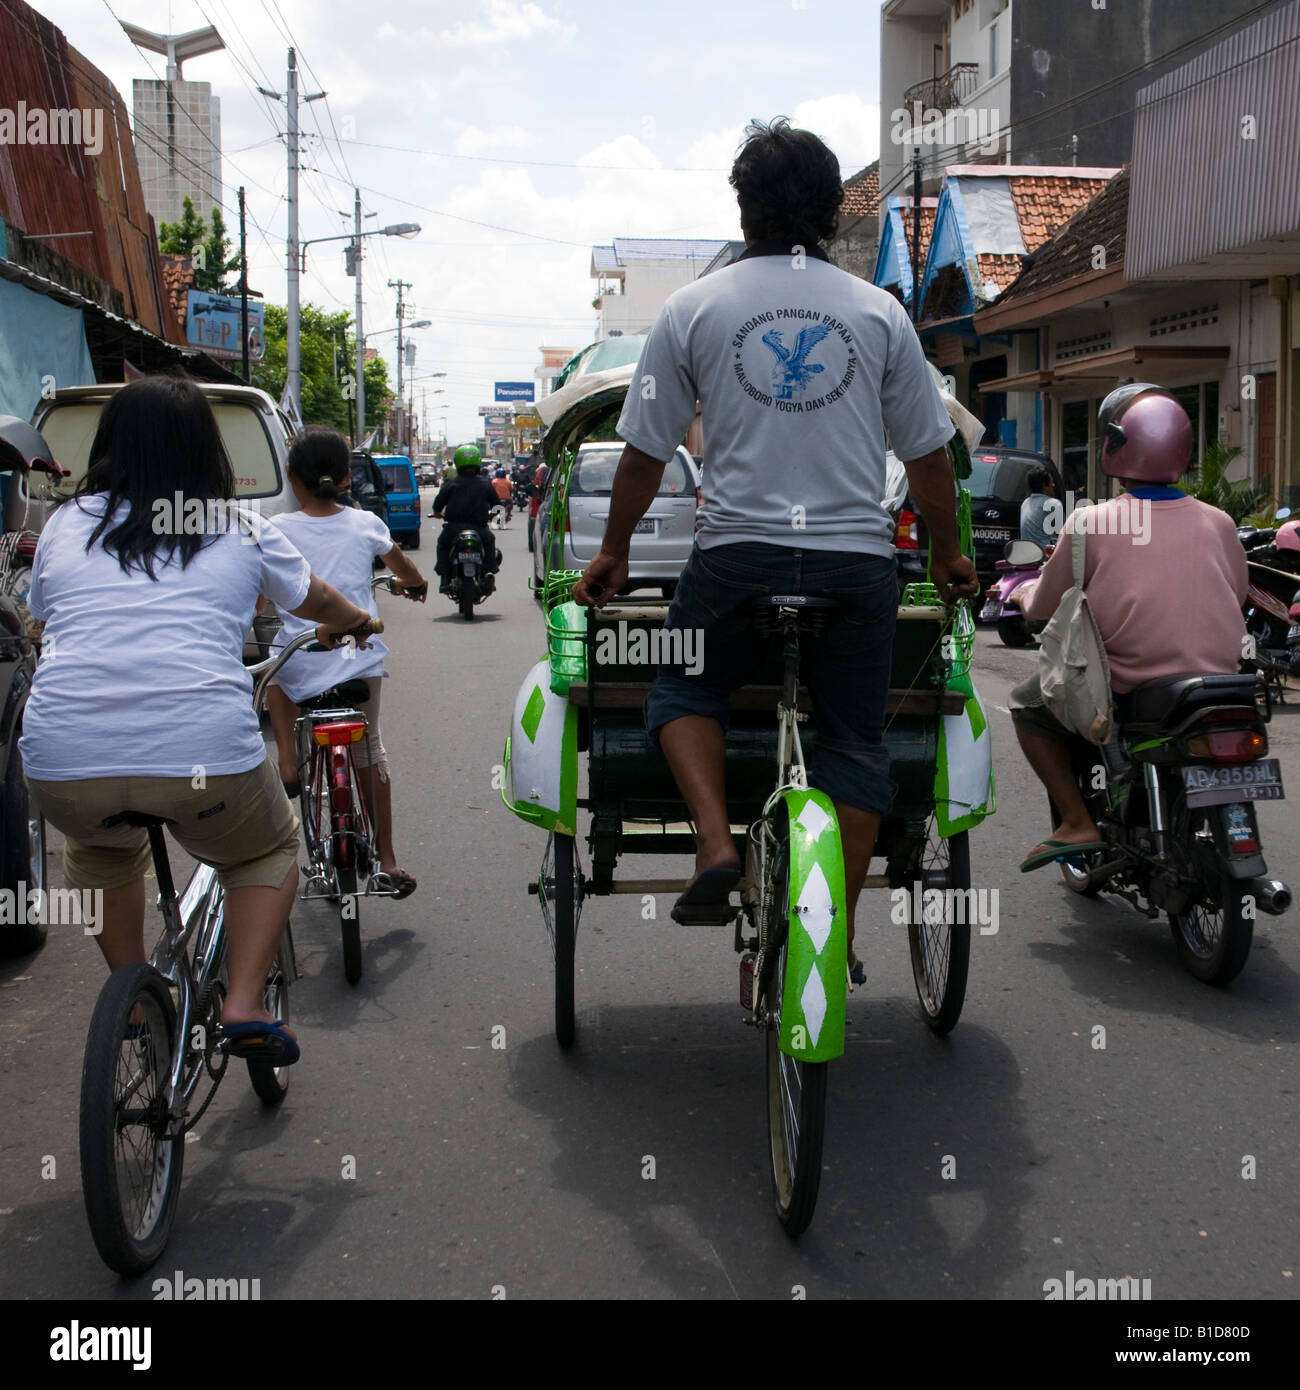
[266,49,324,422]
[238,186,249,383]
[352,189,365,447]
[389,279,411,451]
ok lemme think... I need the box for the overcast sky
[37,0,882,440]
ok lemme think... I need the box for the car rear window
[350,462,381,498]
[379,463,414,493]
[37,398,284,498]
[571,449,690,496]
[966,455,1042,503]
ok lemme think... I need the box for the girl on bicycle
[21,375,373,1064]
[263,427,427,899]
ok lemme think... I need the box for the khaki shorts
[28,755,300,893]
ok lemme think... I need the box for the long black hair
[729,117,843,248]
[79,374,236,577]
[288,426,350,500]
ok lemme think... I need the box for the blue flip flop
[220,1019,300,1066]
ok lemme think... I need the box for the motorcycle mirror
[1276,507,1292,521]
[1004,539,1044,565]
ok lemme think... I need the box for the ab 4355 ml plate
[1181,759,1285,807]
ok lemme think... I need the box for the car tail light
[313,720,366,747]
[895,509,919,550]
[1186,729,1267,762]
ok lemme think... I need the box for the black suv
[892,445,1065,593]
[349,451,390,526]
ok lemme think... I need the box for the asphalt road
[2,509,1299,1300]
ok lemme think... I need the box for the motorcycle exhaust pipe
[1249,879,1291,915]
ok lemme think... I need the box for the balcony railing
[903,63,980,111]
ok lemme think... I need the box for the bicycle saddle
[101,810,175,830]
[300,678,371,710]
[752,593,844,636]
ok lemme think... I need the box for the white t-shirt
[20,495,312,780]
[267,506,395,703]
[617,247,954,555]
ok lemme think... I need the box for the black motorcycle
[446,528,495,620]
[1050,672,1288,986]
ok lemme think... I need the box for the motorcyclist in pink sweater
[1009,384,1247,870]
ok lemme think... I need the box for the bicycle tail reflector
[313,720,366,746]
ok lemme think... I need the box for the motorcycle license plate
[1180,759,1285,807]
[633,519,656,535]
[979,598,1001,621]
[1288,624,1300,646]
[973,526,1011,542]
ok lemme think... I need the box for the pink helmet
[1098,384,1193,485]
[1277,519,1300,553]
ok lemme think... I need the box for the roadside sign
[185,289,264,361]
[494,381,534,402]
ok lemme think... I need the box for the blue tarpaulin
[0,276,96,421]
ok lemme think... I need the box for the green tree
[158,195,241,292]
[1178,438,1270,525]
[253,301,392,435]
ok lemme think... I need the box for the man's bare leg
[834,802,881,966]
[266,685,299,786]
[658,715,740,877]
[1014,723,1100,849]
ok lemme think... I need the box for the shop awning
[978,344,1229,393]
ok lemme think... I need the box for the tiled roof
[899,201,938,264]
[159,253,193,333]
[991,166,1130,306]
[838,162,879,222]
[1006,174,1112,254]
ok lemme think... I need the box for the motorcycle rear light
[895,508,919,550]
[313,721,366,746]
[16,533,37,558]
[1186,729,1266,762]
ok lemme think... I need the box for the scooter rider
[1009,384,1247,871]
[431,445,500,592]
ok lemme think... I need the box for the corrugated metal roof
[0,0,181,343]
[610,237,730,261]
[1128,0,1300,277]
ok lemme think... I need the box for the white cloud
[438,0,565,47]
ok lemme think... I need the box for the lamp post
[300,209,421,445]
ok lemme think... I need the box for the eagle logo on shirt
[761,323,832,399]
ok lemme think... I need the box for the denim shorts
[645,542,899,816]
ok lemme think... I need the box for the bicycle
[78,620,379,1275]
[286,575,408,983]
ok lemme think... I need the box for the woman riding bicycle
[20,375,373,1065]
[263,426,428,899]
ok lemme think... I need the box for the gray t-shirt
[616,249,953,555]
[1019,492,1063,549]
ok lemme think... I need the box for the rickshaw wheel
[540,832,582,1048]
[905,818,971,1035]
[762,811,827,1236]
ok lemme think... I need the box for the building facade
[590,239,728,340]
[132,78,223,231]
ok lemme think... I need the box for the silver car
[533,443,701,597]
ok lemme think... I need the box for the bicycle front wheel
[79,964,184,1274]
[762,813,827,1236]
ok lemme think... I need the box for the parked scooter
[445,528,495,620]
[980,538,1050,646]
[1244,556,1300,702]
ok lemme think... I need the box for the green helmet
[454,444,483,472]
